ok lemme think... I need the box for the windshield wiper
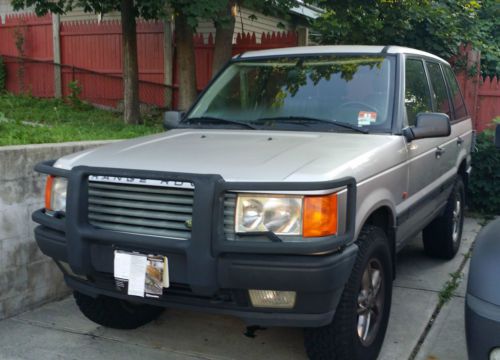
[255,116,369,134]
[184,116,259,130]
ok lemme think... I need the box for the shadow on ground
[0,218,481,360]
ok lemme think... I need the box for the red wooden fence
[59,20,165,107]
[0,13,53,59]
[454,45,500,132]
[0,13,54,96]
[475,76,500,132]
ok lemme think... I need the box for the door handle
[436,146,445,158]
[457,137,464,146]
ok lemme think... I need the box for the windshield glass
[187,55,396,133]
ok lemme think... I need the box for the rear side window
[405,59,432,126]
[426,62,452,118]
[443,66,468,119]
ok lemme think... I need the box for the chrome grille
[224,193,237,241]
[88,181,194,240]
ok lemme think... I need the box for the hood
[55,129,406,182]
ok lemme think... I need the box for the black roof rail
[381,45,392,54]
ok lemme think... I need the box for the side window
[443,66,468,119]
[405,59,432,126]
[426,62,452,117]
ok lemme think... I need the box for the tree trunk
[175,14,197,111]
[121,0,141,124]
[212,1,236,77]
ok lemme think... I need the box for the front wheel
[74,291,164,329]
[304,225,393,360]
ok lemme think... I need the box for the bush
[67,80,84,108]
[468,118,500,215]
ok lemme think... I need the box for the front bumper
[33,160,358,327]
[466,294,500,359]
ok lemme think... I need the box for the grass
[438,270,463,306]
[464,210,495,226]
[0,93,163,146]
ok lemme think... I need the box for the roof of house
[239,45,448,64]
[290,1,324,19]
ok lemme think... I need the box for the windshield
[187,55,395,133]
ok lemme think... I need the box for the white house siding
[196,21,217,41]
[0,0,33,23]
[0,2,119,24]
[236,7,292,40]
[58,8,121,23]
[197,7,293,44]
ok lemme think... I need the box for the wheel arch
[358,204,397,278]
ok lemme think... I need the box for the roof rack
[381,45,391,54]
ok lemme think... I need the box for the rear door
[441,64,473,173]
[425,61,457,181]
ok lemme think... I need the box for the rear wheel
[304,225,393,360]
[423,176,465,260]
[74,291,164,329]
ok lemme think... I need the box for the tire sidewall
[352,228,393,359]
[449,177,465,255]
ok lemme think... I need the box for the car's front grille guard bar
[35,160,356,284]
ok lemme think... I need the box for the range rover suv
[33,45,473,359]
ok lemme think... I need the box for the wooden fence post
[467,48,481,128]
[163,17,173,109]
[52,13,62,98]
[297,27,308,46]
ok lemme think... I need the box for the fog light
[491,348,500,360]
[248,290,296,309]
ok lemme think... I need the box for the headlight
[45,175,68,213]
[236,195,303,235]
[491,349,500,360]
[235,193,338,237]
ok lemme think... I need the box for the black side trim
[396,175,455,227]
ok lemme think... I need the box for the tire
[304,226,393,360]
[422,176,465,260]
[74,291,164,329]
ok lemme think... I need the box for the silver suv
[33,46,472,360]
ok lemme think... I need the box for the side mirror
[403,113,451,141]
[495,124,500,149]
[163,111,184,130]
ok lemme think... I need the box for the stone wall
[0,141,112,320]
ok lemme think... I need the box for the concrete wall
[0,141,111,320]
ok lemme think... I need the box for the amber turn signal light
[303,193,338,237]
[45,175,54,210]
